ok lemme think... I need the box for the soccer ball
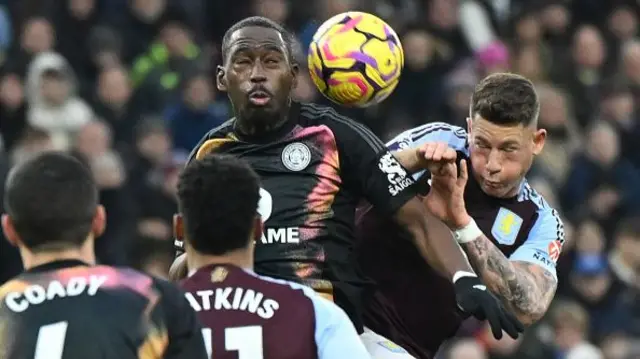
[307,12,404,107]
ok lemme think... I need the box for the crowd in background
[0,0,638,358]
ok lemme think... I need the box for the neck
[187,247,253,274]
[20,238,96,270]
[235,109,289,137]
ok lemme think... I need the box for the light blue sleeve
[386,123,469,180]
[509,207,564,280]
[307,291,371,359]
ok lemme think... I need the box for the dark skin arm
[394,197,473,280]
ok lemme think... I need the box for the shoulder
[298,102,383,147]
[386,122,469,153]
[518,181,565,245]
[187,118,236,162]
[202,118,236,139]
[252,273,341,314]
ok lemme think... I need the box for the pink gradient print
[287,125,341,283]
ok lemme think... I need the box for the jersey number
[34,321,68,359]
[202,326,264,359]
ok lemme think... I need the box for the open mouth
[248,90,272,106]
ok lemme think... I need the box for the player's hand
[416,142,458,176]
[424,158,471,229]
[454,273,524,340]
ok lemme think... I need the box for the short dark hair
[470,73,540,127]
[4,152,98,251]
[177,154,260,255]
[221,16,295,64]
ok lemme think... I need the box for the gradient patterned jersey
[179,102,418,329]
[180,264,370,359]
[356,122,565,357]
[0,260,208,359]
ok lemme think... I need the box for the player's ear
[173,214,184,241]
[92,205,106,238]
[532,128,547,155]
[290,62,299,90]
[216,65,227,92]
[1,214,20,247]
[252,216,263,245]
[466,117,472,134]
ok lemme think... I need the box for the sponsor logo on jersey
[491,207,523,245]
[377,340,409,354]
[548,240,562,263]
[260,227,300,244]
[281,142,311,171]
[257,188,273,222]
[378,152,413,196]
[533,250,555,267]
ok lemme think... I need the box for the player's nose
[250,63,267,83]
[486,151,502,174]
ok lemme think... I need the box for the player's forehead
[227,26,287,54]
[471,114,528,144]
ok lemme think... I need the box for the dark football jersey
[356,122,565,358]
[0,260,208,359]
[180,264,370,359]
[178,102,418,329]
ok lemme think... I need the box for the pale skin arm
[461,237,557,325]
[412,142,556,325]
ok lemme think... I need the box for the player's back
[180,263,371,359]
[0,260,207,359]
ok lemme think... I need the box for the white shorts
[360,327,417,359]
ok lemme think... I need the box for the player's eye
[264,57,280,65]
[234,58,252,65]
[475,142,490,149]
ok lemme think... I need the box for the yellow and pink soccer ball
[308,11,404,107]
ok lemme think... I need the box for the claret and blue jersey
[356,122,565,356]
[386,122,565,277]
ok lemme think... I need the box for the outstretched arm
[462,235,558,325]
[394,197,472,279]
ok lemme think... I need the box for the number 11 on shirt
[202,325,264,359]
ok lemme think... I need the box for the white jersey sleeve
[386,122,469,180]
[307,291,372,359]
[510,184,565,280]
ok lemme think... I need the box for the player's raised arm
[427,158,561,325]
[330,110,523,339]
[420,73,560,326]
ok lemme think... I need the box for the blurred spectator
[165,70,227,154]
[560,26,608,129]
[561,121,640,224]
[24,51,93,150]
[0,73,27,151]
[53,0,103,95]
[533,84,580,187]
[93,65,144,147]
[550,300,603,359]
[130,9,203,113]
[4,16,55,76]
[112,0,169,63]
